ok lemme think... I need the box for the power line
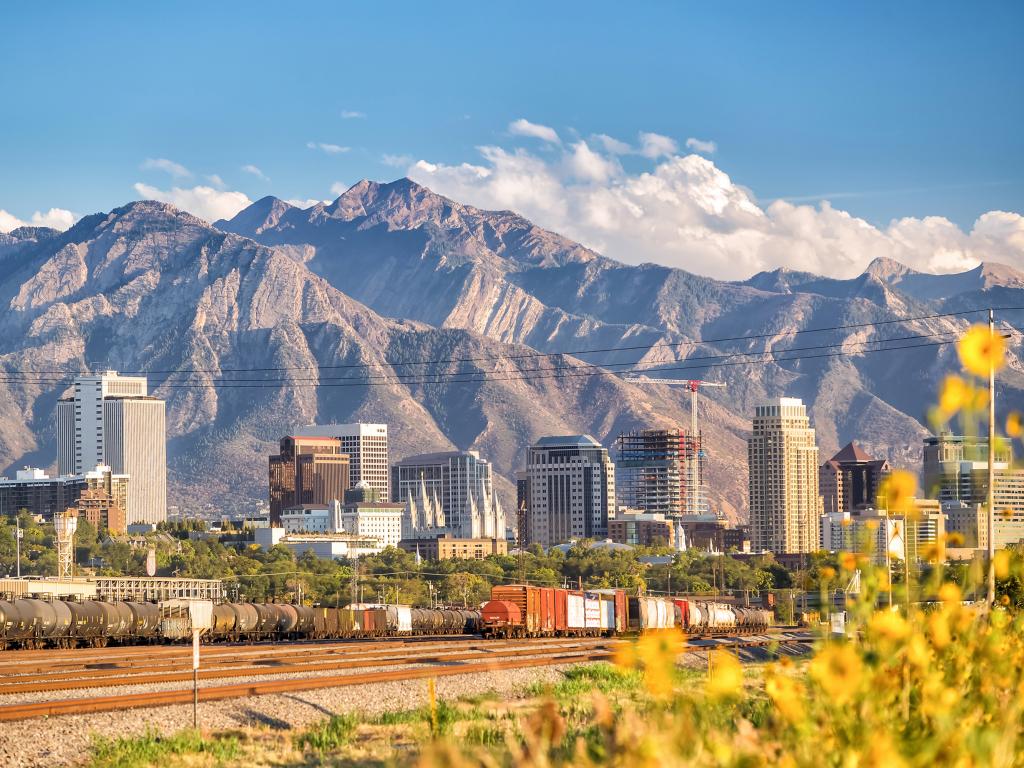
[0,329,967,385]
[0,337,960,390]
[5,306,1016,377]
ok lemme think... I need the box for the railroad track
[0,632,815,722]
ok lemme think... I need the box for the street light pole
[987,307,996,606]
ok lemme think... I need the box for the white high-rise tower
[747,397,820,554]
[57,371,167,525]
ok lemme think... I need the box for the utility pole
[14,519,22,579]
[987,307,997,606]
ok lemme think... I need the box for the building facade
[398,535,508,560]
[268,436,350,524]
[56,371,166,525]
[747,398,820,554]
[392,451,504,539]
[922,433,1024,548]
[293,423,389,499]
[819,442,891,515]
[616,429,694,517]
[0,465,128,532]
[526,435,615,547]
[608,509,675,548]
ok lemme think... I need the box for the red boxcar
[553,588,568,634]
[538,587,556,635]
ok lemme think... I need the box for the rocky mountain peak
[863,257,915,282]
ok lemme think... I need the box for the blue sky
[1,1,1022,278]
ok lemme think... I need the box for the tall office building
[747,398,820,554]
[392,450,505,539]
[268,436,350,524]
[56,371,166,525]
[526,435,615,547]
[293,423,389,499]
[922,432,1024,548]
[819,442,891,515]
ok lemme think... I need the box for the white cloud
[0,207,78,233]
[140,157,191,178]
[407,137,1024,280]
[508,118,560,144]
[133,183,251,223]
[285,198,327,209]
[307,142,350,155]
[330,181,350,197]
[381,153,414,168]
[594,134,633,155]
[206,174,226,189]
[241,164,270,181]
[685,137,718,155]
[563,141,620,184]
[341,110,366,119]
[638,132,678,158]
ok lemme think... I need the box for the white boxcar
[566,591,586,630]
[598,595,615,631]
[584,593,602,629]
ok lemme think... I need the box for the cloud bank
[0,207,78,233]
[405,131,1024,279]
[133,183,252,223]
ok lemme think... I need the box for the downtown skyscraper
[747,397,820,554]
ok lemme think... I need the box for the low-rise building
[0,465,128,532]
[254,527,384,559]
[398,535,507,560]
[608,509,675,548]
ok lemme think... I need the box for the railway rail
[0,632,814,722]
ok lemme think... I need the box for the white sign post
[187,601,213,730]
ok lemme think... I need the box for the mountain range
[1,178,1022,522]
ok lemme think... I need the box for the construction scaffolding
[616,429,707,517]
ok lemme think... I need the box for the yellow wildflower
[880,470,917,515]
[819,566,836,581]
[839,552,857,571]
[809,644,862,705]
[870,609,910,642]
[1008,411,1023,438]
[706,650,743,699]
[995,550,1011,580]
[958,324,1005,377]
[928,612,951,649]
[938,375,970,415]
[765,670,805,723]
[947,531,965,547]
[938,582,961,605]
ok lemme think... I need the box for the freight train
[0,598,480,650]
[479,585,773,638]
[0,585,773,650]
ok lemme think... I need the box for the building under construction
[615,429,706,517]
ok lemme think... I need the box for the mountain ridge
[1,181,1022,524]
